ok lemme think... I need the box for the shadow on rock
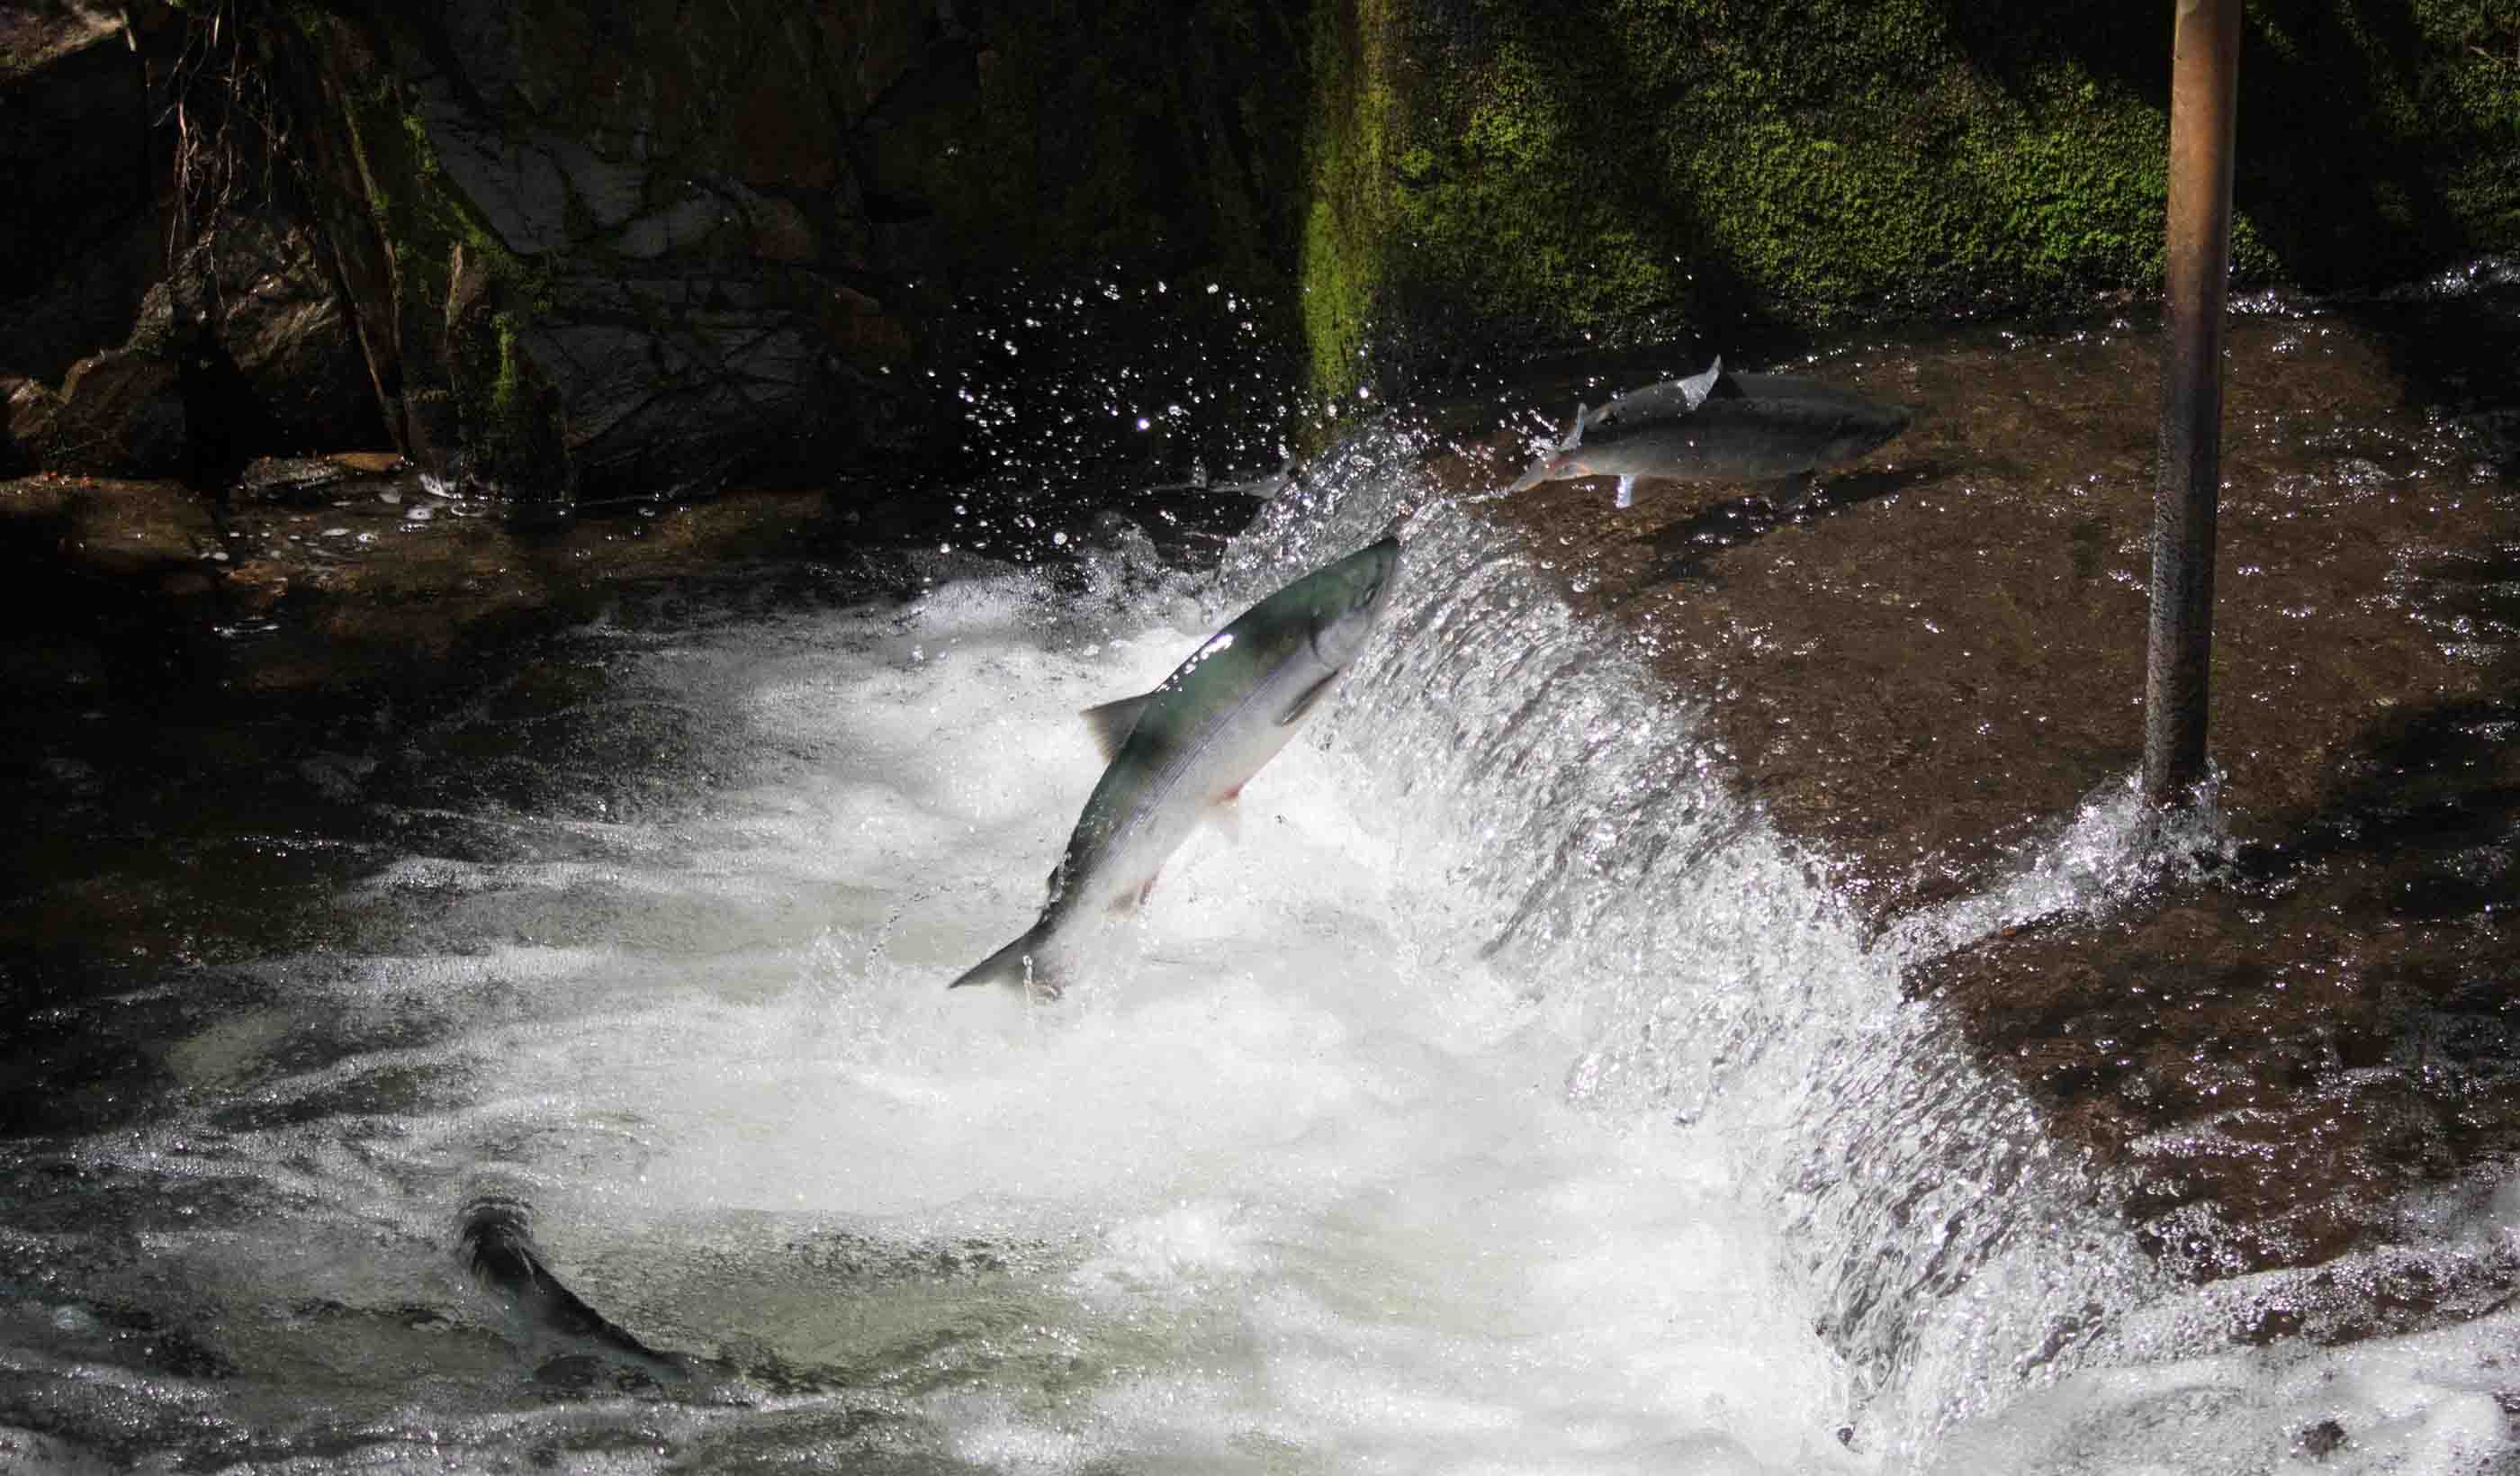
[1910,534,2520,1288]
[1628,461,1944,587]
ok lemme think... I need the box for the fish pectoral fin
[1679,355,1724,410]
[1079,692,1156,761]
[1276,671,1342,727]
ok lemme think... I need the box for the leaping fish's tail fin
[1561,400,1588,451]
[457,1196,692,1380]
[946,925,1062,998]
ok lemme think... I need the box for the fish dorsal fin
[1678,355,1723,410]
[1561,402,1587,452]
[1080,692,1154,760]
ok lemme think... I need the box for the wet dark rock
[1464,302,2520,1291]
[6,1,1319,501]
[1461,315,2516,926]
[176,214,383,455]
[531,272,830,497]
[0,472,217,590]
[1,376,56,475]
[25,348,191,478]
[230,455,361,506]
[259,4,946,499]
[0,3,157,385]
[1,10,380,478]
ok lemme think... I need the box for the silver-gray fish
[948,536,1402,997]
[1508,356,1912,508]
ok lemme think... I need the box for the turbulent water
[4,424,2518,1472]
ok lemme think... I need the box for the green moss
[488,312,526,433]
[326,30,567,490]
[1297,0,1400,398]
[1300,0,2520,383]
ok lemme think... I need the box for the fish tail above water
[946,923,1062,997]
[456,1196,691,1382]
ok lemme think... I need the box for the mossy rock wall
[264,0,1316,500]
[1303,0,2520,394]
[11,2,2513,491]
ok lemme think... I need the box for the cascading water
[4,416,2517,1472]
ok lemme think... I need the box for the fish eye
[1355,578,1382,609]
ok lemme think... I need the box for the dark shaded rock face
[0,4,157,385]
[180,214,384,457]
[261,0,1313,500]
[284,0,948,500]
[17,348,190,478]
[0,6,382,477]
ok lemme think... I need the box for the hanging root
[158,0,298,279]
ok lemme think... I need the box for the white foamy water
[4,445,2516,1472]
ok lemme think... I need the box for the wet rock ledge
[1434,298,2520,1300]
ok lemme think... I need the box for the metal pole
[2144,0,2243,807]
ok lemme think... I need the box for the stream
[4,288,2518,1472]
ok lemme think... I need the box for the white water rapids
[4,430,2517,1472]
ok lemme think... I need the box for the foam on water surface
[367,552,1864,1471]
[5,453,2517,1472]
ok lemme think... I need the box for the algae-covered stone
[1301,0,2520,396]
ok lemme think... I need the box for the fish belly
[1073,664,1324,915]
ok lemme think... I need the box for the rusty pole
[2144,0,2243,807]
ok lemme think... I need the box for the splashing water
[2,427,2516,1473]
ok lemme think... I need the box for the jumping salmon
[948,536,1402,997]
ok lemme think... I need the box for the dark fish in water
[948,536,1402,999]
[1508,356,1912,508]
[457,1196,693,1384]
